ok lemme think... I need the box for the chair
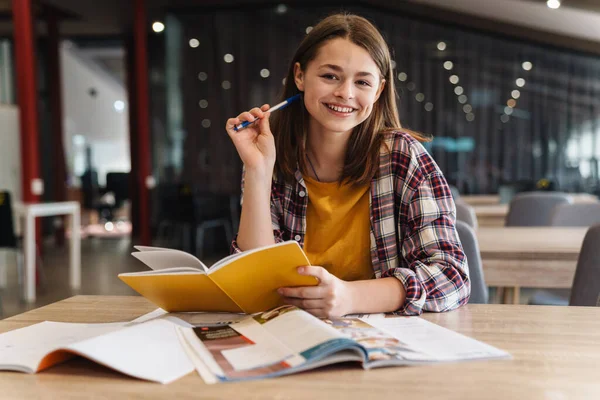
[505,192,572,227]
[505,192,573,305]
[455,200,478,230]
[455,220,488,304]
[0,192,24,291]
[449,185,461,200]
[193,192,234,259]
[550,203,600,227]
[569,225,600,306]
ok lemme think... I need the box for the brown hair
[271,13,431,185]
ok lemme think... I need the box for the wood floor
[0,237,224,319]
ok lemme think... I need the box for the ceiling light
[152,22,164,33]
[547,0,561,9]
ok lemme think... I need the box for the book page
[360,316,510,362]
[0,321,127,373]
[65,319,194,384]
[132,249,208,272]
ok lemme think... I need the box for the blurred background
[1,0,600,316]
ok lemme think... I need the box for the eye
[356,80,372,87]
[320,74,338,80]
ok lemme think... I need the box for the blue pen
[233,94,302,131]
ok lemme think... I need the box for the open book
[119,241,318,313]
[176,305,511,383]
[0,318,194,384]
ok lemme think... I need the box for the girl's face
[294,37,385,138]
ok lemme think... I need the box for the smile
[324,103,356,114]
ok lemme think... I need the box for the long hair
[271,13,431,185]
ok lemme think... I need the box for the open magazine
[176,305,510,383]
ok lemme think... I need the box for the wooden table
[2,296,599,399]
[462,193,598,206]
[477,227,587,303]
[472,204,508,227]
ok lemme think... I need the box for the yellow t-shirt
[303,176,374,281]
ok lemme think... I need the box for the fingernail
[297,267,304,273]
[277,288,284,294]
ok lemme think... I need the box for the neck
[306,123,351,182]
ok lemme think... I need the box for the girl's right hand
[226,104,275,173]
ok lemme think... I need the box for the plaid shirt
[232,131,470,315]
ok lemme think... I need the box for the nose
[333,79,354,100]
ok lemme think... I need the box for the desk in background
[477,227,586,303]
[1,295,599,399]
[13,202,81,302]
[462,193,598,206]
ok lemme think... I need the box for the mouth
[323,103,357,115]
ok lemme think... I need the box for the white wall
[61,42,130,187]
[0,104,21,202]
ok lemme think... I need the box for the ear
[293,62,305,92]
[374,79,386,102]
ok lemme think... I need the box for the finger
[258,112,272,136]
[249,107,265,119]
[226,117,241,129]
[237,111,257,123]
[260,103,270,111]
[298,266,331,284]
[280,296,323,310]
[278,286,325,299]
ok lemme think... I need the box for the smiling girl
[226,13,470,318]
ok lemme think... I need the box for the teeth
[327,104,354,113]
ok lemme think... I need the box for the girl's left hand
[278,266,353,319]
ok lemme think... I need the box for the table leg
[512,286,521,304]
[0,250,6,288]
[24,214,35,303]
[70,208,81,290]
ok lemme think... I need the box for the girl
[225,13,470,318]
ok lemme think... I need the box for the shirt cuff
[381,267,427,315]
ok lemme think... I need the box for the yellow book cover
[118,241,318,313]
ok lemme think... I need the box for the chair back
[505,191,572,227]
[455,200,478,229]
[0,191,17,248]
[449,185,460,200]
[550,202,600,227]
[569,225,600,306]
[455,220,488,304]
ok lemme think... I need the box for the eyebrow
[318,64,376,79]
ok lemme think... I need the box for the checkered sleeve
[384,169,471,315]
[230,168,285,254]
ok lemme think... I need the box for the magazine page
[324,317,426,365]
[178,306,363,383]
[358,315,511,364]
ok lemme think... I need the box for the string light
[437,42,447,51]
